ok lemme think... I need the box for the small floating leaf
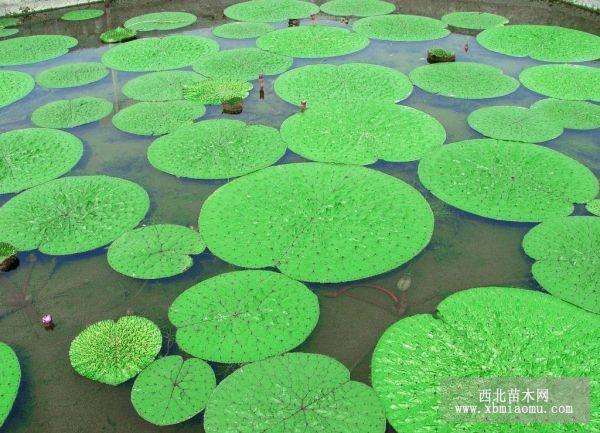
[224,0,319,22]
[36,62,109,89]
[353,14,449,41]
[0,70,34,108]
[321,0,395,17]
[530,99,600,130]
[0,342,20,427]
[112,101,205,136]
[519,64,600,102]
[587,199,600,216]
[0,243,17,263]
[124,12,197,31]
[0,35,78,66]
[182,79,252,105]
[31,97,113,129]
[100,27,137,44]
[61,9,104,21]
[122,71,206,102]
[441,11,507,30]
[212,22,273,39]
[193,48,292,81]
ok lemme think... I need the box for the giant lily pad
[182,79,252,105]
[274,62,413,106]
[69,316,162,386]
[256,25,369,58]
[204,353,386,433]
[530,99,600,131]
[418,139,599,222]
[321,0,395,17]
[441,11,508,30]
[192,48,292,81]
[124,12,197,31]
[199,163,434,283]
[148,119,285,179]
[122,71,206,102]
[0,35,78,66]
[523,216,599,314]
[352,14,449,41]
[0,18,20,27]
[102,35,219,72]
[212,22,273,39]
[281,102,446,164]
[0,342,20,428]
[61,9,104,21]
[31,97,113,129]
[131,355,215,426]
[0,128,83,194]
[519,64,600,102]
[477,25,600,62]
[0,70,34,108]
[169,270,319,362]
[107,224,206,279]
[224,0,319,22]
[409,62,519,99]
[372,287,600,433]
[587,199,600,216]
[0,28,18,38]
[36,62,109,89]
[112,101,205,136]
[0,175,149,255]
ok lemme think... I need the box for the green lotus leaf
[112,101,205,136]
[467,105,563,143]
[409,62,519,99]
[0,70,34,108]
[69,316,162,386]
[0,35,78,66]
[0,128,83,194]
[212,22,273,39]
[477,25,600,62]
[0,242,17,262]
[124,12,197,31]
[204,353,386,433]
[102,35,219,72]
[372,287,600,433]
[0,18,20,27]
[274,62,412,106]
[107,224,206,279]
[31,97,113,129]
[122,71,206,102]
[36,62,109,89]
[441,11,508,30]
[0,175,150,255]
[256,25,369,58]
[587,199,600,216]
[418,139,599,222]
[224,0,319,22]
[61,9,104,21]
[352,14,449,41]
[199,163,433,283]
[529,99,600,131]
[193,48,292,81]
[519,64,600,102]
[182,79,252,105]
[0,342,20,427]
[100,27,137,44]
[0,28,18,38]
[281,102,446,164]
[169,270,319,362]
[320,0,395,17]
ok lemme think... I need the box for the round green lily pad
[199,163,434,283]
[477,25,600,62]
[193,48,292,82]
[441,12,508,30]
[122,71,206,102]
[352,14,449,41]
[530,99,600,131]
[0,342,20,428]
[182,79,252,105]
[467,105,563,143]
[523,216,599,314]
[519,64,600,102]
[212,22,273,39]
[224,0,319,22]
[0,128,83,194]
[256,25,369,58]
[0,35,78,66]
[204,353,386,433]
[102,35,219,72]
[112,101,205,136]
[274,62,413,106]
[281,102,446,164]
[0,70,34,108]
[321,0,395,17]
[169,270,319,362]
[69,316,162,386]
[124,12,197,31]
[61,9,104,21]
[418,139,599,222]
[148,119,286,180]
[586,199,600,216]
[131,355,215,426]
[107,224,206,279]
[100,27,137,44]
[31,97,113,129]
[0,175,149,255]
[0,28,18,38]
[409,62,519,99]
[0,18,20,27]
[36,62,108,89]
[372,287,599,433]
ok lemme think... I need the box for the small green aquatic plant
[100,27,137,44]
[0,342,20,427]
[0,243,16,262]
[0,70,34,108]
[426,47,455,63]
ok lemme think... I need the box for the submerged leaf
[124,12,197,31]
[353,14,449,41]
[112,101,205,136]
[0,342,20,427]
[0,35,78,66]
[31,97,113,129]
[0,70,34,108]
[36,62,108,89]
[224,0,319,22]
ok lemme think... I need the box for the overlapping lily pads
[169,270,319,362]
[353,14,449,41]
[199,163,434,282]
[122,71,206,102]
[193,48,292,81]
[372,287,600,433]
[224,0,319,22]
[0,128,83,194]
[107,224,206,279]
[256,25,369,58]
[0,175,149,255]
[0,70,34,108]
[69,316,162,385]
[321,0,395,17]
[212,22,273,39]
[587,199,600,216]
[530,99,600,130]
[148,119,285,179]
[36,62,109,89]
[281,102,446,164]
[409,62,519,99]
[0,343,20,428]
[61,9,104,21]
[0,35,78,66]
[441,11,507,30]
[31,97,113,129]
[418,139,599,222]
[112,101,205,136]
[124,12,197,31]
[182,79,252,105]
[519,64,600,102]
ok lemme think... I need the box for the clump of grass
[427,47,456,63]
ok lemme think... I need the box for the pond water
[0,0,598,432]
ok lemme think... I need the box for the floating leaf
[441,11,507,30]
[418,139,599,222]
[353,14,449,41]
[212,22,273,39]
[182,79,252,105]
[0,128,83,194]
[0,175,149,255]
[0,28,18,38]
[530,99,600,130]
[193,48,292,81]
[281,102,446,164]
[224,0,319,22]
[100,27,137,44]
[0,70,34,108]
[122,71,206,102]
[199,163,433,283]
[0,242,17,263]
[0,35,78,66]
[169,270,319,362]
[61,9,104,21]
[124,12,197,31]
[31,97,113,129]
[112,101,205,136]
[204,353,386,433]
[587,199,600,216]
[519,64,600,102]
[0,342,20,428]
[320,0,395,17]
[0,18,20,27]
[69,316,162,386]
[36,62,108,89]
